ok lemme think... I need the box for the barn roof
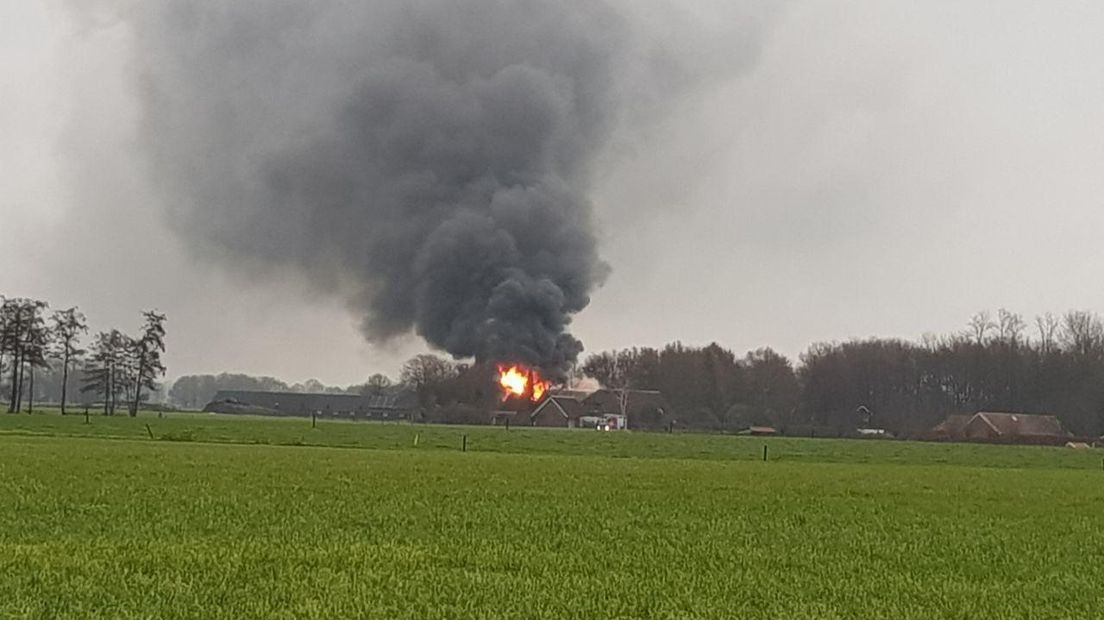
[971,412,1069,438]
[551,389,595,401]
[207,389,415,413]
[583,389,670,415]
[531,395,584,420]
[931,414,971,436]
[737,426,778,435]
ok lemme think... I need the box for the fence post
[462,434,468,452]
[762,445,768,462]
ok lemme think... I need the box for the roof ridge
[976,411,1058,418]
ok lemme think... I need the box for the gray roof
[971,412,1069,438]
[551,389,595,401]
[531,396,585,420]
[206,389,415,414]
[582,389,670,416]
[931,414,971,436]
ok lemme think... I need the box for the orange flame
[531,380,547,402]
[497,364,551,403]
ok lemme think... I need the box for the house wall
[530,405,568,428]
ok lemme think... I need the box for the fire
[531,379,547,402]
[499,365,528,398]
[496,364,551,403]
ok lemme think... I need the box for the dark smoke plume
[124,1,708,374]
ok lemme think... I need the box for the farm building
[737,426,778,436]
[526,388,671,430]
[930,412,1071,445]
[530,396,586,428]
[930,414,971,440]
[582,389,671,430]
[204,389,416,420]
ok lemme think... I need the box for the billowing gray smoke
[125,1,704,374]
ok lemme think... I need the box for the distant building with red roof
[930,411,1071,445]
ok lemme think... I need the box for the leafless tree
[1035,312,1060,354]
[996,308,1026,346]
[400,354,459,389]
[1061,310,1104,358]
[967,310,996,345]
[400,354,459,417]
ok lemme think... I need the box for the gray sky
[3,1,1104,386]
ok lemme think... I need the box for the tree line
[0,296,167,416]
[581,309,1104,437]
[580,343,799,432]
[160,307,1104,438]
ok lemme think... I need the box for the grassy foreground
[1,414,1103,618]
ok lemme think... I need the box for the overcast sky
[3,1,1104,386]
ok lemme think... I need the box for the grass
[1,411,1103,618]
[3,407,1102,470]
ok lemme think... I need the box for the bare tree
[1061,310,1104,358]
[400,354,458,390]
[996,308,1026,346]
[400,354,459,416]
[51,307,88,415]
[967,310,995,345]
[919,332,945,352]
[1035,312,1060,354]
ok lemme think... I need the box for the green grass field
[2,410,1103,618]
